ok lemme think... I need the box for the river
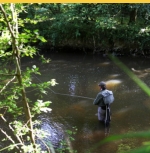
[1,53,150,153]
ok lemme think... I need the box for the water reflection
[131,68,149,78]
[68,75,78,95]
[1,54,150,153]
[44,55,150,153]
[98,62,110,66]
[108,74,121,79]
[36,115,66,151]
[105,79,122,89]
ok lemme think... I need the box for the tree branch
[0,115,24,146]
[0,73,16,76]
[0,76,16,93]
[0,4,37,151]
[36,136,51,153]
[0,128,20,151]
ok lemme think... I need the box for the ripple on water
[36,116,65,150]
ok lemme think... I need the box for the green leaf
[40,107,52,113]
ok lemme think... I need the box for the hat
[98,81,106,86]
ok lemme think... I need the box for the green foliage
[32,100,52,115]
[0,3,77,153]
[0,3,59,153]
[117,142,134,153]
[22,3,150,54]
[57,127,78,153]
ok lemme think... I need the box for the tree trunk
[128,8,137,24]
[0,3,36,152]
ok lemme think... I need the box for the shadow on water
[1,53,150,153]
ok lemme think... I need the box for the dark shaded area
[17,4,150,57]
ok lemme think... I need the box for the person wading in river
[93,81,113,125]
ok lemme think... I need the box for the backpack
[101,89,114,105]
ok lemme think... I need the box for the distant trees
[20,3,150,55]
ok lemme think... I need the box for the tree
[0,3,56,152]
[22,3,150,55]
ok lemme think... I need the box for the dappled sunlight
[145,68,150,72]
[105,79,122,89]
[136,73,149,78]
[131,68,149,78]
[110,55,150,96]
[131,68,146,74]
[91,79,122,94]
[97,62,110,66]
[108,74,121,79]
[23,54,150,153]
[2,3,150,153]
[37,116,64,149]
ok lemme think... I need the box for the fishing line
[33,74,94,100]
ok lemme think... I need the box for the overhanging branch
[0,76,16,93]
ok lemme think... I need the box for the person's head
[98,81,106,90]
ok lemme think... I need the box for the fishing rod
[33,74,95,100]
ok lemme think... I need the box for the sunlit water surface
[1,53,150,153]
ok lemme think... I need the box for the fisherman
[93,81,111,124]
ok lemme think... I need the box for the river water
[1,53,150,153]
